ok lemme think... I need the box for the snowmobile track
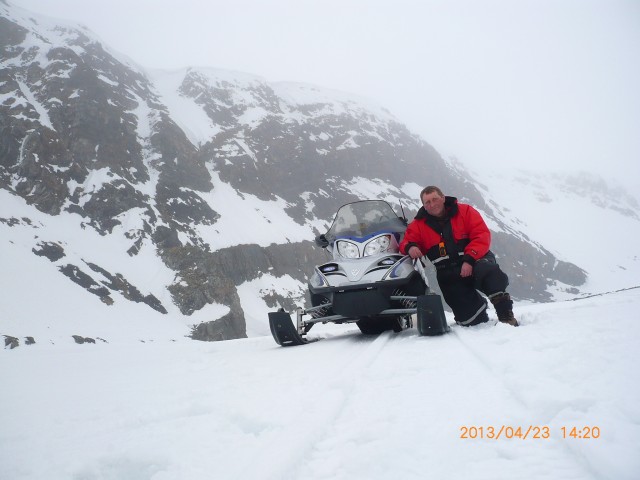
[247,325,603,480]
[449,326,530,407]
[449,326,603,480]
[239,331,398,480]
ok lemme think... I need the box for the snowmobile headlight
[364,235,390,256]
[337,240,359,258]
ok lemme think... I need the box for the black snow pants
[435,251,509,326]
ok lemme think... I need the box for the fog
[11,0,640,190]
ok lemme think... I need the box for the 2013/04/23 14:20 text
[459,425,601,440]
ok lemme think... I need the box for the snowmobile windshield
[325,200,406,242]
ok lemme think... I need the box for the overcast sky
[11,0,640,189]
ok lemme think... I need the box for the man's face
[422,191,446,217]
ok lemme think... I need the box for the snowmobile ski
[417,293,450,336]
[268,310,308,346]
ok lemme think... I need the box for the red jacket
[400,197,491,266]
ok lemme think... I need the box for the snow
[2,288,639,479]
[272,81,397,124]
[96,73,119,87]
[192,168,315,251]
[234,138,259,164]
[127,90,153,141]
[467,165,640,296]
[69,167,113,206]
[149,66,284,146]
[340,177,411,211]
[15,78,55,131]
[148,66,398,142]
[150,68,222,146]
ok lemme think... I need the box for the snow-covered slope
[458,163,640,297]
[0,188,227,342]
[2,288,638,479]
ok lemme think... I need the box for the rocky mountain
[1,1,606,346]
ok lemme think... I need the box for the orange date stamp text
[459,425,601,440]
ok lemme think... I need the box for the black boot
[490,293,519,327]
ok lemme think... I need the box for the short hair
[420,185,444,201]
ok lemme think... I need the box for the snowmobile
[268,200,450,346]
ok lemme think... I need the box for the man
[400,186,519,327]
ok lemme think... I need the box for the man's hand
[408,246,423,259]
[460,262,473,277]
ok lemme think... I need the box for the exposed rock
[191,310,246,342]
[84,261,167,314]
[553,260,588,287]
[0,216,35,227]
[58,264,113,304]
[72,335,96,344]
[32,241,65,261]
[163,245,247,340]
[4,335,19,349]
[152,225,182,250]
[69,179,150,234]
[155,183,219,230]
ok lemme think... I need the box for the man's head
[420,186,446,217]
